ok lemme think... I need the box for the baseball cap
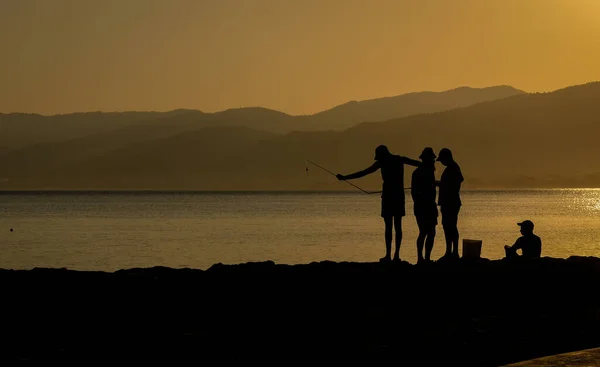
[517,220,534,229]
[437,148,452,161]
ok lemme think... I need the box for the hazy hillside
[0,86,523,150]
[0,125,276,189]
[0,114,209,179]
[306,85,525,130]
[0,110,199,150]
[329,82,600,188]
[43,126,277,189]
[1,82,598,190]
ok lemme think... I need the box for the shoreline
[2,187,600,194]
[3,256,600,365]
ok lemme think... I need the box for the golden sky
[1,0,599,115]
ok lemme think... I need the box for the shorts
[441,206,460,226]
[381,196,406,218]
[414,203,438,228]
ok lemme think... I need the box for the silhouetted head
[419,147,436,165]
[437,148,454,165]
[518,220,534,235]
[374,145,391,161]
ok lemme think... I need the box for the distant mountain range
[0,85,523,150]
[306,85,523,130]
[2,83,600,190]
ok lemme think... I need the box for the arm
[504,238,521,252]
[512,237,523,251]
[402,157,421,167]
[337,162,379,181]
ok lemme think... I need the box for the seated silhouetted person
[504,220,542,259]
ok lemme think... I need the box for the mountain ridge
[2,82,599,190]
[0,85,526,150]
[0,85,524,118]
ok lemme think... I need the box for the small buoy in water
[10,228,13,232]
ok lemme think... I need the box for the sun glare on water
[570,189,600,212]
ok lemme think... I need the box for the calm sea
[1,190,599,271]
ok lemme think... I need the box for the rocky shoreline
[2,256,600,365]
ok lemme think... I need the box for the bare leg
[452,209,460,257]
[382,216,393,261]
[442,207,459,259]
[393,216,402,260]
[424,226,436,261]
[452,225,460,257]
[416,218,425,262]
[504,245,518,259]
[442,223,452,257]
[416,231,426,262]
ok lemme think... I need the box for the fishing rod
[306,160,381,194]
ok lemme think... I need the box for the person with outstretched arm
[336,145,420,262]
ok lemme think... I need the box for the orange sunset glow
[1,0,599,115]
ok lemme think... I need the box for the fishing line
[306,160,378,194]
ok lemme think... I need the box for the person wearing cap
[436,148,464,260]
[411,147,438,264]
[337,145,420,262]
[504,220,542,259]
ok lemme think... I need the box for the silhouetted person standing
[504,220,542,259]
[411,147,438,263]
[436,148,463,260]
[337,145,420,262]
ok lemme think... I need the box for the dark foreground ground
[505,347,600,366]
[2,256,600,366]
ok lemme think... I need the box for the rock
[1,256,600,365]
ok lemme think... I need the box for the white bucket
[462,239,482,260]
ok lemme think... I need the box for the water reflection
[567,189,600,213]
[1,190,600,270]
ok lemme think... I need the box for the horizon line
[3,79,599,118]
[0,83,539,117]
[2,188,600,194]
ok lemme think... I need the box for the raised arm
[337,162,380,181]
